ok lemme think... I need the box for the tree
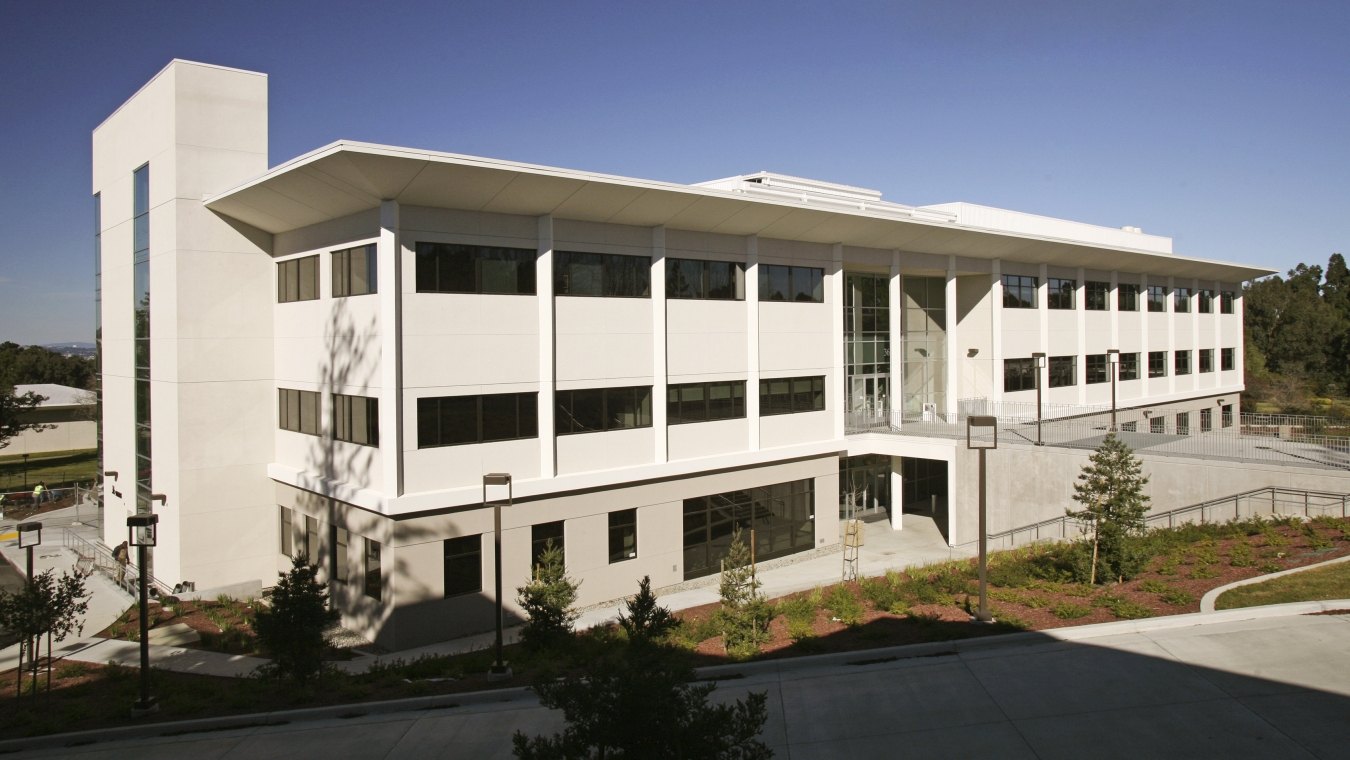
[253,556,338,683]
[717,526,771,659]
[1066,434,1152,584]
[0,387,50,450]
[513,578,771,760]
[0,569,90,696]
[617,575,675,645]
[516,540,580,652]
[0,342,95,390]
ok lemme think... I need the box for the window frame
[1221,347,1236,371]
[531,521,565,571]
[331,525,349,584]
[1085,281,1109,311]
[665,257,746,300]
[277,255,320,303]
[417,392,538,448]
[1220,291,1236,314]
[758,375,826,416]
[555,386,653,435]
[1198,348,1214,373]
[667,381,747,424]
[1175,350,1192,376]
[554,250,651,298]
[758,264,825,303]
[333,393,379,446]
[1048,355,1076,388]
[1117,283,1140,312]
[1148,351,1168,378]
[278,388,321,436]
[1147,285,1167,313]
[414,241,537,295]
[1001,274,1037,309]
[279,506,293,558]
[1174,287,1192,313]
[1119,352,1140,381]
[332,244,377,298]
[1003,358,1036,392]
[443,535,482,598]
[608,509,637,563]
[364,537,381,600]
[1198,289,1213,314]
[1085,354,1109,384]
[1047,278,1076,310]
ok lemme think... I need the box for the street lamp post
[17,522,42,694]
[1031,353,1047,445]
[966,416,997,623]
[483,473,512,677]
[1107,349,1120,432]
[127,512,159,716]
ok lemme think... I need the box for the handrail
[63,529,174,598]
[953,485,1349,551]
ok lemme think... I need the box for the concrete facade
[95,61,1289,649]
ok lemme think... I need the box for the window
[682,478,815,580]
[1119,352,1140,381]
[1086,281,1109,311]
[667,381,746,424]
[1176,412,1190,435]
[1118,283,1139,311]
[666,258,745,300]
[364,538,381,600]
[1222,404,1233,427]
[1121,421,1138,432]
[1002,274,1037,309]
[1220,291,1235,314]
[1086,354,1109,384]
[331,526,349,584]
[417,393,538,447]
[1200,408,1213,432]
[333,244,377,297]
[556,386,652,434]
[1175,350,1192,375]
[1221,348,1236,371]
[1199,349,1214,373]
[1047,278,1076,310]
[759,264,824,302]
[1147,285,1167,312]
[1003,358,1036,392]
[759,376,826,416]
[279,506,293,558]
[1148,351,1167,378]
[415,241,536,294]
[443,535,481,597]
[334,394,379,446]
[278,255,320,303]
[1174,287,1191,313]
[305,515,319,563]
[1150,416,1165,434]
[1048,356,1076,388]
[531,521,565,570]
[279,388,320,435]
[1198,289,1213,314]
[608,509,637,563]
[554,251,650,297]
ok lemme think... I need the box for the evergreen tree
[717,525,771,659]
[0,388,51,450]
[516,540,580,652]
[618,575,675,644]
[1067,434,1152,584]
[254,556,338,683]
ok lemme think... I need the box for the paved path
[5,604,1348,758]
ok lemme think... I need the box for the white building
[96,60,1316,649]
[7,384,97,457]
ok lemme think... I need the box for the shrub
[1096,594,1154,619]
[717,526,771,659]
[1189,565,1219,580]
[1228,541,1255,567]
[254,556,339,683]
[1159,587,1194,606]
[824,585,865,627]
[619,576,675,645]
[516,540,580,654]
[1050,602,1091,620]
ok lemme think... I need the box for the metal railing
[846,402,1350,470]
[955,486,1349,552]
[63,529,173,598]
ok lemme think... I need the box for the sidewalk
[3,506,970,678]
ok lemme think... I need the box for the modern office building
[97,60,1327,649]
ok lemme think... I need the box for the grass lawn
[1214,560,1350,610]
[0,448,98,492]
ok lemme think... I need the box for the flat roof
[205,142,1274,282]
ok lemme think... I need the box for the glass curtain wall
[132,164,151,514]
[839,454,891,520]
[682,479,815,580]
[901,277,947,418]
[93,193,102,518]
[843,273,890,414]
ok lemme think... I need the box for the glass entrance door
[850,375,888,415]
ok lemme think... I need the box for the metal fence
[63,528,173,598]
[846,402,1350,471]
[955,486,1349,552]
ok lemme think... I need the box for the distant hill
[41,342,97,359]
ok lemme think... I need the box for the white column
[1191,277,1201,395]
[746,235,760,450]
[1038,263,1049,358]
[831,243,845,439]
[1109,270,1119,354]
[991,260,1003,406]
[1076,266,1087,405]
[1167,275,1176,396]
[1140,272,1150,399]
[652,227,668,463]
[537,215,556,479]
[944,255,958,419]
[1235,286,1245,406]
[890,456,904,531]
[377,200,403,496]
[888,251,902,421]
[1213,279,1223,391]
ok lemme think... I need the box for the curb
[6,600,1348,753]
[1199,554,1350,612]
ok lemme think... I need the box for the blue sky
[1,0,1347,344]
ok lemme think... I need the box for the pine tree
[717,525,771,659]
[618,575,675,645]
[1067,433,1152,584]
[254,556,338,683]
[516,540,580,652]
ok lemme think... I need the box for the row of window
[1004,348,1237,391]
[278,245,377,303]
[280,508,381,600]
[443,511,638,597]
[278,389,379,446]
[1001,275,1235,314]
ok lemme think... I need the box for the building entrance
[901,457,948,540]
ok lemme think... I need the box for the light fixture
[17,521,42,550]
[103,470,119,481]
[128,513,158,548]
[126,512,160,716]
[483,473,513,677]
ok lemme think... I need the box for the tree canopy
[1244,254,1350,406]
[0,342,95,390]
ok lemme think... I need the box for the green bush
[1050,602,1091,620]
[254,557,339,684]
[1138,579,1168,594]
[1159,587,1194,605]
[1229,541,1255,567]
[1189,565,1219,580]
[824,585,865,626]
[1096,594,1154,619]
[516,540,580,654]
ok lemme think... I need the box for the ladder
[841,519,861,581]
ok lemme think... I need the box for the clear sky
[1,0,1347,345]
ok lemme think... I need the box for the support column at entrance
[890,456,903,531]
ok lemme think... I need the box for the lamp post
[1107,349,1120,432]
[966,416,997,623]
[17,522,41,693]
[22,453,30,489]
[1031,352,1046,445]
[483,473,512,677]
[127,512,158,715]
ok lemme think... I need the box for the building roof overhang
[204,142,1275,282]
